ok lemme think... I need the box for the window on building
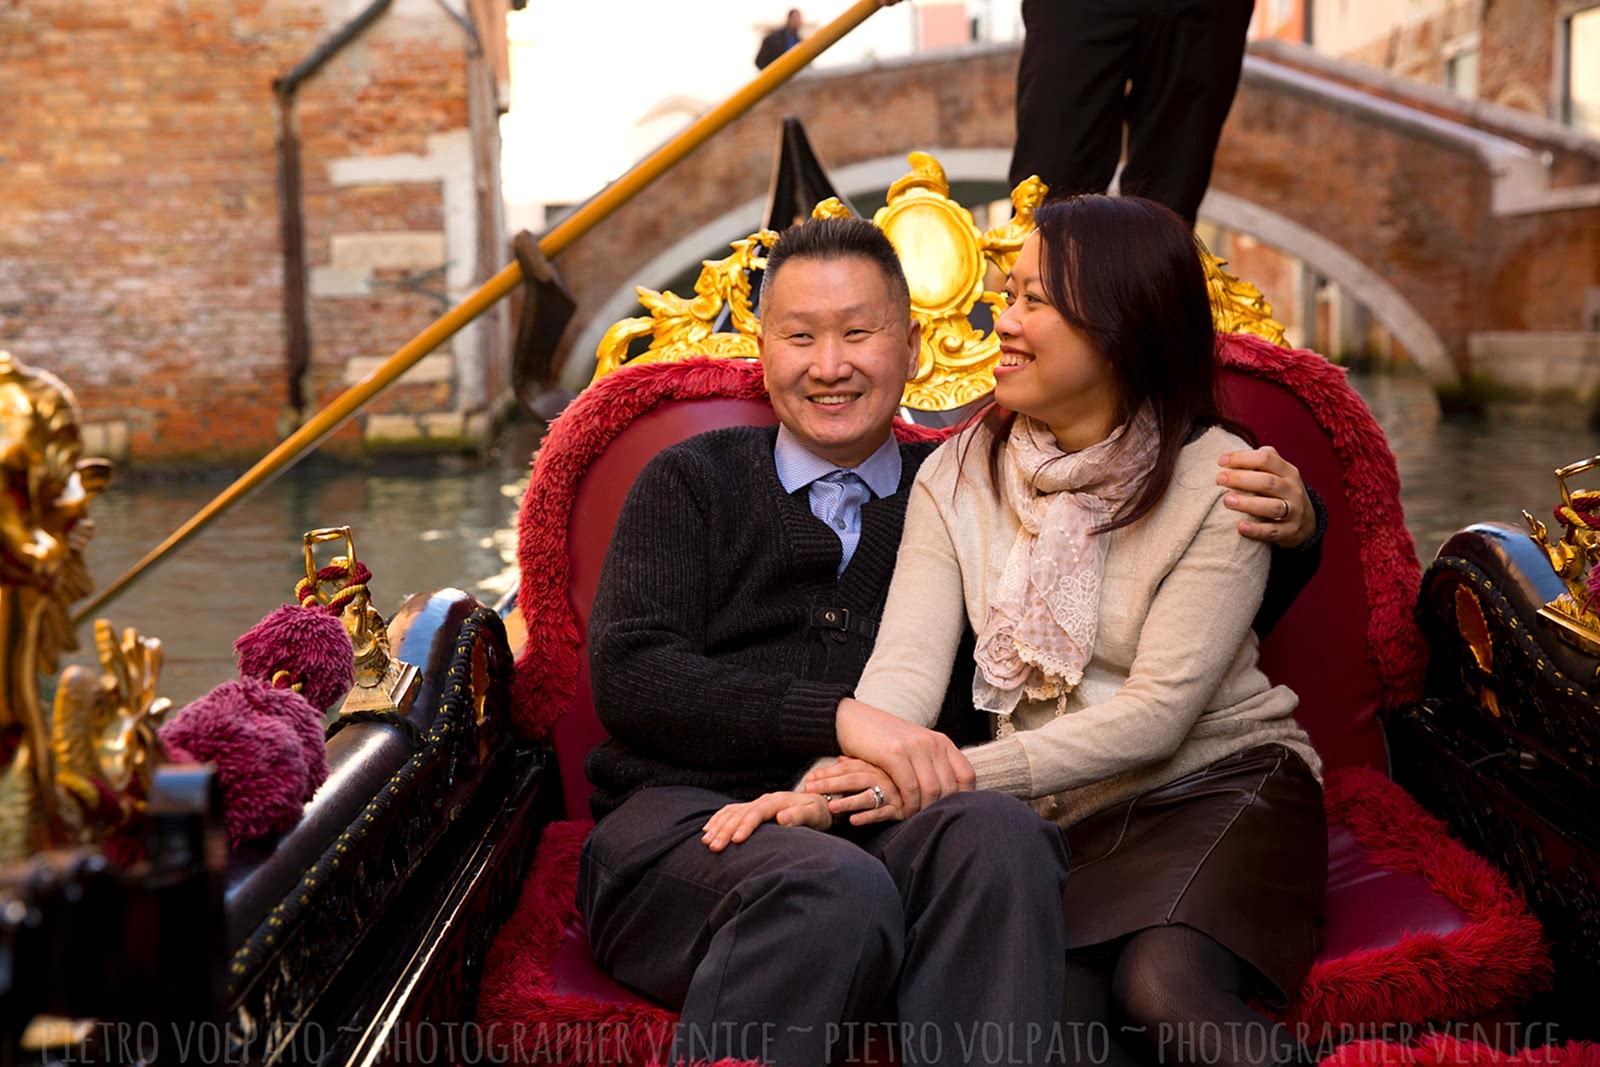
[1445,46,1479,99]
[1565,6,1600,136]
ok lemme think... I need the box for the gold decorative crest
[873,153,1046,410]
[593,234,774,379]
[590,154,1288,409]
[1204,254,1288,346]
[301,527,419,719]
[1523,457,1600,657]
[50,620,171,842]
[0,350,163,862]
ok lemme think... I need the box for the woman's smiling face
[992,233,1121,449]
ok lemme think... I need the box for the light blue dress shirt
[773,425,903,577]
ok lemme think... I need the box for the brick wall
[1328,0,1556,116]
[0,0,509,464]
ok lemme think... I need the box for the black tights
[1058,925,1308,1067]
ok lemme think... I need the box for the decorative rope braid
[1544,496,1600,604]
[1556,488,1600,529]
[270,669,304,694]
[1423,556,1600,708]
[226,606,504,996]
[295,560,374,614]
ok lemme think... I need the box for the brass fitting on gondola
[301,527,419,719]
[1523,456,1600,656]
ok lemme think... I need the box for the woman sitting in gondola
[803,194,1326,1067]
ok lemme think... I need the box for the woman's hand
[803,757,905,826]
[1217,446,1315,547]
[701,792,831,852]
[835,697,975,818]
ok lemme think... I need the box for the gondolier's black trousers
[1010,0,1257,225]
[578,787,1070,1067]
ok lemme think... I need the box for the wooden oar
[76,0,885,624]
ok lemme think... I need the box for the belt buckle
[819,607,852,630]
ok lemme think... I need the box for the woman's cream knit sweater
[854,423,1322,827]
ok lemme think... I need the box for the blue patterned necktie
[810,470,872,576]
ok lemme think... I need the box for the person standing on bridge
[878,0,1255,226]
[756,9,805,70]
[1011,0,1255,225]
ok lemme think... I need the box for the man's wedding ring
[1276,498,1290,522]
[871,785,886,810]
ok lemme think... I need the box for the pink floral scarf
[972,409,1160,728]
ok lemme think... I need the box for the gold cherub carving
[0,350,131,860]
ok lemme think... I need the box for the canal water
[67,375,1597,706]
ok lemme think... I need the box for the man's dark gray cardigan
[585,425,1321,820]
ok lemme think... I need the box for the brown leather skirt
[1060,744,1326,1005]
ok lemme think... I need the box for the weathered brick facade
[1334,0,1558,117]
[0,0,511,463]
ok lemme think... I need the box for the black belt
[809,606,878,639]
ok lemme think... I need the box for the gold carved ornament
[590,153,1289,410]
[0,350,171,863]
[299,526,419,718]
[1523,457,1600,657]
[1204,253,1288,346]
[51,620,172,837]
[592,234,774,378]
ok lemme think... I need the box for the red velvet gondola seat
[478,341,1550,1065]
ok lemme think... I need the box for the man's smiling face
[757,255,920,467]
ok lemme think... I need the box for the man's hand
[834,698,974,819]
[803,756,905,826]
[701,792,831,851]
[1217,446,1315,548]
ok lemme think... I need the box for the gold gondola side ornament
[300,527,419,719]
[592,234,775,379]
[587,153,1051,411]
[1523,456,1600,656]
[51,620,172,839]
[0,350,172,863]
[588,152,1290,410]
[870,153,1049,410]
[1204,254,1288,346]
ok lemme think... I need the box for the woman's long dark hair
[974,194,1254,534]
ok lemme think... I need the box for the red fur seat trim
[1215,332,1427,707]
[475,818,768,1066]
[477,820,680,1065]
[1288,767,1552,1028]
[1319,1035,1600,1065]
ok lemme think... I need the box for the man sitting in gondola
[578,216,1322,1067]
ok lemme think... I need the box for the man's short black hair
[759,216,912,322]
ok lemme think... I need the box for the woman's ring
[1276,498,1290,522]
[871,785,886,810]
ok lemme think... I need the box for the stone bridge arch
[563,150,1456,388]
[551,41,1600,392]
